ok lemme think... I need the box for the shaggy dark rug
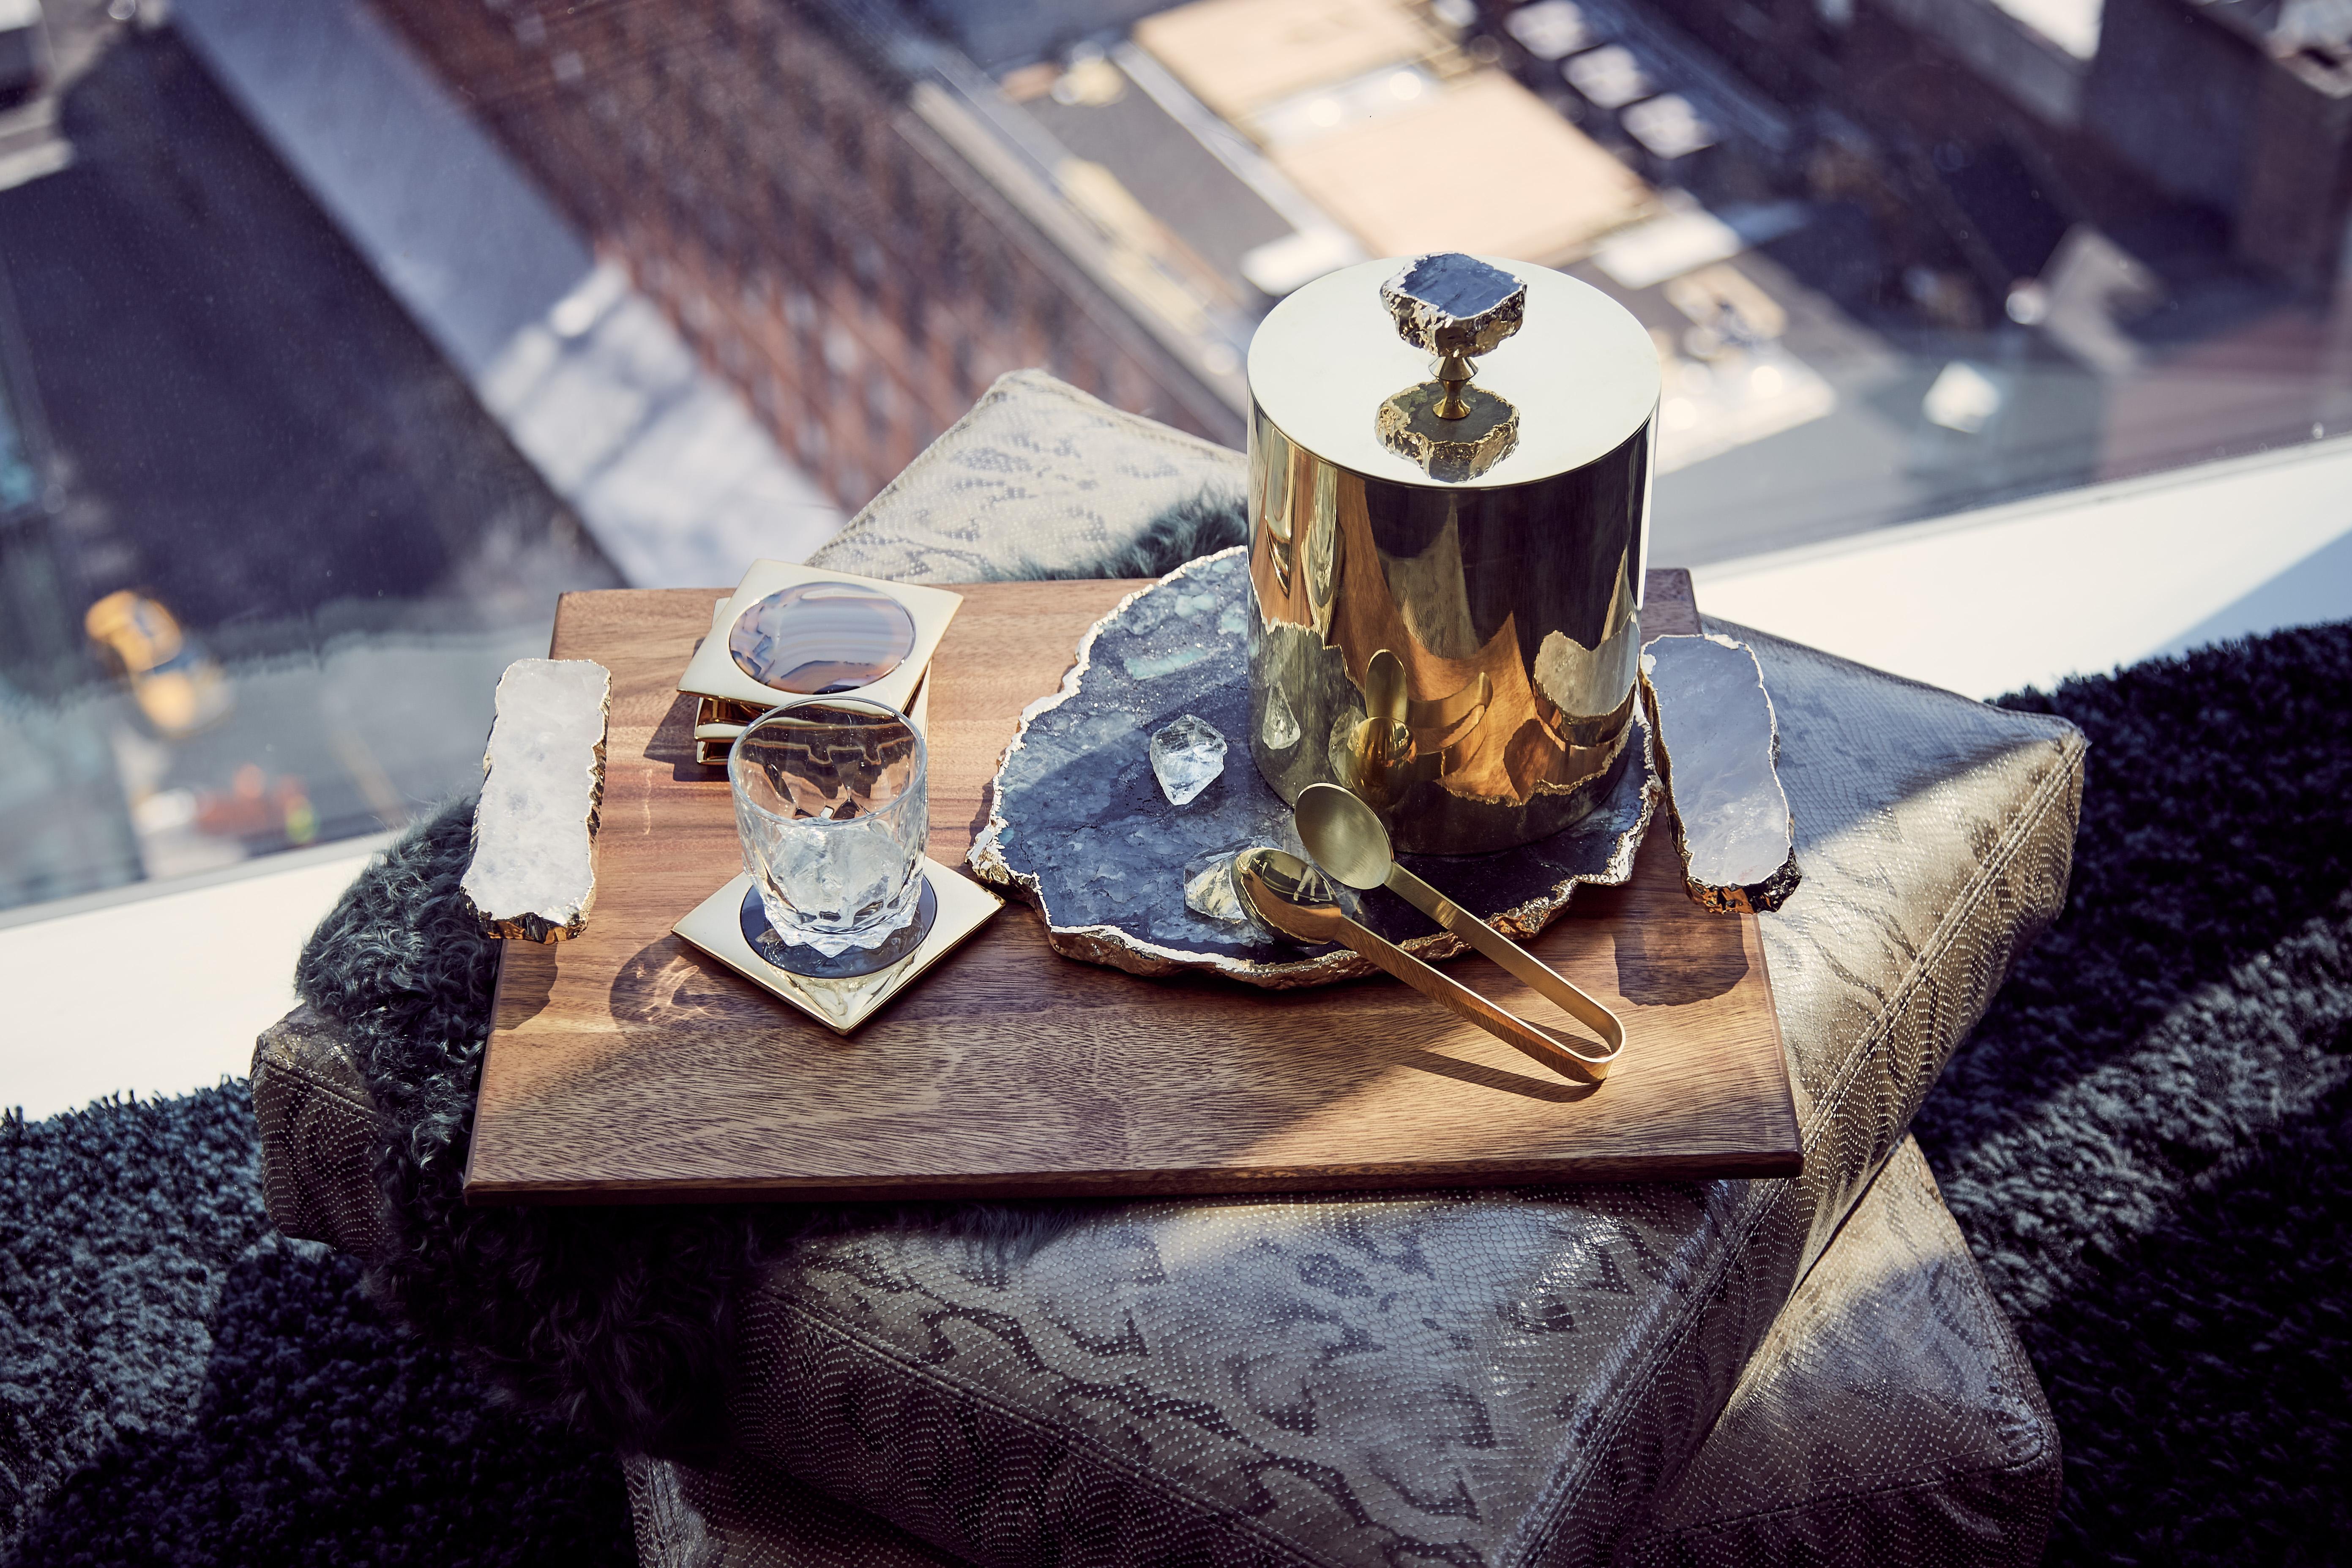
[0,1093,634,1568]
[1914,620,2352,1565]
[1,596,2344,1565]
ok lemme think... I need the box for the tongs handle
[1330,909,1619,1085]
[1387,867,1626,1079]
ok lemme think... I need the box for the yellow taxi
[83,589,234,737]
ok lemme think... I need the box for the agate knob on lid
[1246,253,1657,488]
[1378,252,1527,361]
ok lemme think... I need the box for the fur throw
[1073,489,1248,580]
[297,805,760,1459]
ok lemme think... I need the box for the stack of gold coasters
[679,561,960,765]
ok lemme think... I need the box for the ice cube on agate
[1149,713,1227,806]
[1183,854,1248,924]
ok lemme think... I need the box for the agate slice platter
[969,549,1659,987]
[727,580,916,695]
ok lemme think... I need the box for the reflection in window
[2,0,2347,916]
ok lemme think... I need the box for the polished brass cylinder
[1245,255,1660,855]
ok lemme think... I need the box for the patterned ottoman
[626,1137,2055,1568]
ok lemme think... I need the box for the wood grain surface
[463,568,1799,1204]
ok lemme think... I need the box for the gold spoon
[1292,782,1625,1078]
[1231,847,1615,1084]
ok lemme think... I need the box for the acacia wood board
[463,569,1800,1204]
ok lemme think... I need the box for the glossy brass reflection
[1245,407,1648,853]
[1377,382,1519,481]
[1331,647,1494,809]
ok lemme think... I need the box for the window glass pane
[3,0,2344,916]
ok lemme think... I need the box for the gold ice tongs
[1233,790,1625,1085]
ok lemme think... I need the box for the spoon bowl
[1295,782,1398,891]
[1231,848,1347,945]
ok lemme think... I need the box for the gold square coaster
[677,560,960,718]
[672,860,1001,1034]
[692,588,929,764]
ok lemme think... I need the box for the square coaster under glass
[672,859,1002,1034]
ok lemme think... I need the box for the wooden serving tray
[464,572,1799,1203]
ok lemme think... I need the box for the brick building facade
[372,0,1244,510]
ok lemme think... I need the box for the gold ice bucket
[1246,252,1662,854]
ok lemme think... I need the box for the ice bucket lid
[1248,253,1659,490]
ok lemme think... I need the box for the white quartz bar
[462,659,611,942]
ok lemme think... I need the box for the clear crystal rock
[1149,713,1227,806]
[1183,854,1248,923]
[1260,689,1300,751]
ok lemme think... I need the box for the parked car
[83,589,234,736]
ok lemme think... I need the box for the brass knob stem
[1432,351,1478,419]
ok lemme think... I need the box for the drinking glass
[729,697,927,961]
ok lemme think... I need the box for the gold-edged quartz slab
[462,658,612,942]
[1641,633,1801,913]
[967,548,1659,988]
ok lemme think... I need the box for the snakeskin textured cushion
[805,370,1246,585]
[624,1452,960,1568]
[721,625,2079,1565]
[1616,1137,2058,1566]
[625,1138,2057,1568]
[251,1003,394,1262]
